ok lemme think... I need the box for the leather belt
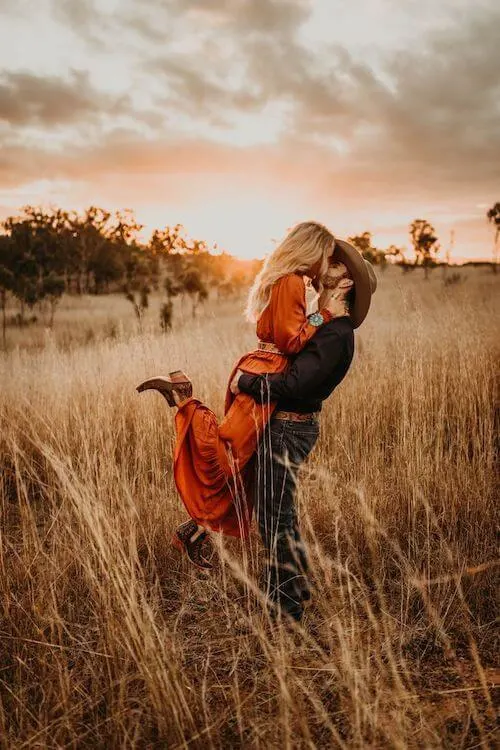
[256,341,285,355]
[274,410,320,423]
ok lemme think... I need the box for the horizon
[1,1,499,262]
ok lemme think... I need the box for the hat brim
[332,239,376,328]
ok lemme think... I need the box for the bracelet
[308,311,324,327]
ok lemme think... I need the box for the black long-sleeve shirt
[238,316,354,413]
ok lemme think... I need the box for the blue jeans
[254,416,320,621]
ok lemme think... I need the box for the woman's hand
[230,369,244,395]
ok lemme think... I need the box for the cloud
[150,56,261,126]
[0,0,498,261]
[0,131,278,187]
[0,70,129,127]
[152,0,310,36]
[359,5,500,190]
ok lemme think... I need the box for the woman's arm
[273,274,333,355]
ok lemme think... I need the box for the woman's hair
[245,221,335,322]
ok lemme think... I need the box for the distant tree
[149,224,187,259]
[125,284,149,321]
[0,235,14,348]
[2,215,42,321]
[348,232,387,266]
[159,300,174,331]
[409,219,440,279]
[348,232,371,255]
[181,268,209,318]
[42,274,66,327]
[164,275,183,299]
[0,203,261,336]
[66,207,113,294]
[486,202,500,273]
[160,274,183,331]
[385,245,406,263]
[123,244,156,324]
[1,208,70,325]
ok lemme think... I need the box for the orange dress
[173,272,332,539]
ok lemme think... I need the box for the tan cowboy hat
[332,238,377,328]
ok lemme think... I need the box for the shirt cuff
[318,307,333,323]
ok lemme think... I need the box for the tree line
[350,202,499,279]
[1,203,498,347]
[0,205,259,347]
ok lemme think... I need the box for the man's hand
[230,368,244,395]
[318,287,334,309]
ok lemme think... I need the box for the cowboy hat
[330,238,377,328]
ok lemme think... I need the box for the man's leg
[255,418,319,621]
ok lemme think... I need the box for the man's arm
[238,324,346,403]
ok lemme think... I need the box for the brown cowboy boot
[136,370,193,407]
[172,519,214,572]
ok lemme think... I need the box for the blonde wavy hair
[245,221,336,322]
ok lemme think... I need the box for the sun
[137,190,308,260]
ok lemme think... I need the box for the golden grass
[1,267,499,748]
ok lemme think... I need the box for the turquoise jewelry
[308,311,324,327]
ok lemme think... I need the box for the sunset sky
[0,0,498,261]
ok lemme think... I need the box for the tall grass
[1,268,498,748]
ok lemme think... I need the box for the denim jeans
[254,416,320,621]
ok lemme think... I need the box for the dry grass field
[0,266,499,748]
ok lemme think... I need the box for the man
[231,241,377,623]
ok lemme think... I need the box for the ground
[0,266,498,748]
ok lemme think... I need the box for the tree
[409,219,440,279]
[66,206,137,294]
[123,243,156,324]
[385,245,406,263]
[486,202,500,273]
[150,228,217,326]
[159,300,174,331]
[149,224,187,259]
[2,215,42,321]
[2,207,70,324]
[0,235,14,348]
[348,232,387,266]
[181,268,209,318]
[160,275,183,331]
[42,274,66,327]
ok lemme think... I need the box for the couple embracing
[137,221,377,623]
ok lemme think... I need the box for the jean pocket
[289,422,320,438]
[288,425,319,458]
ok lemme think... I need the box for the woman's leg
[255,418,319,621]
[137,369,277,538]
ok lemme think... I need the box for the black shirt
[238,316,355,413]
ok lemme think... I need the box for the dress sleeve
[272,274,332,355]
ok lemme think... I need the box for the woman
[137,221,346,570]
